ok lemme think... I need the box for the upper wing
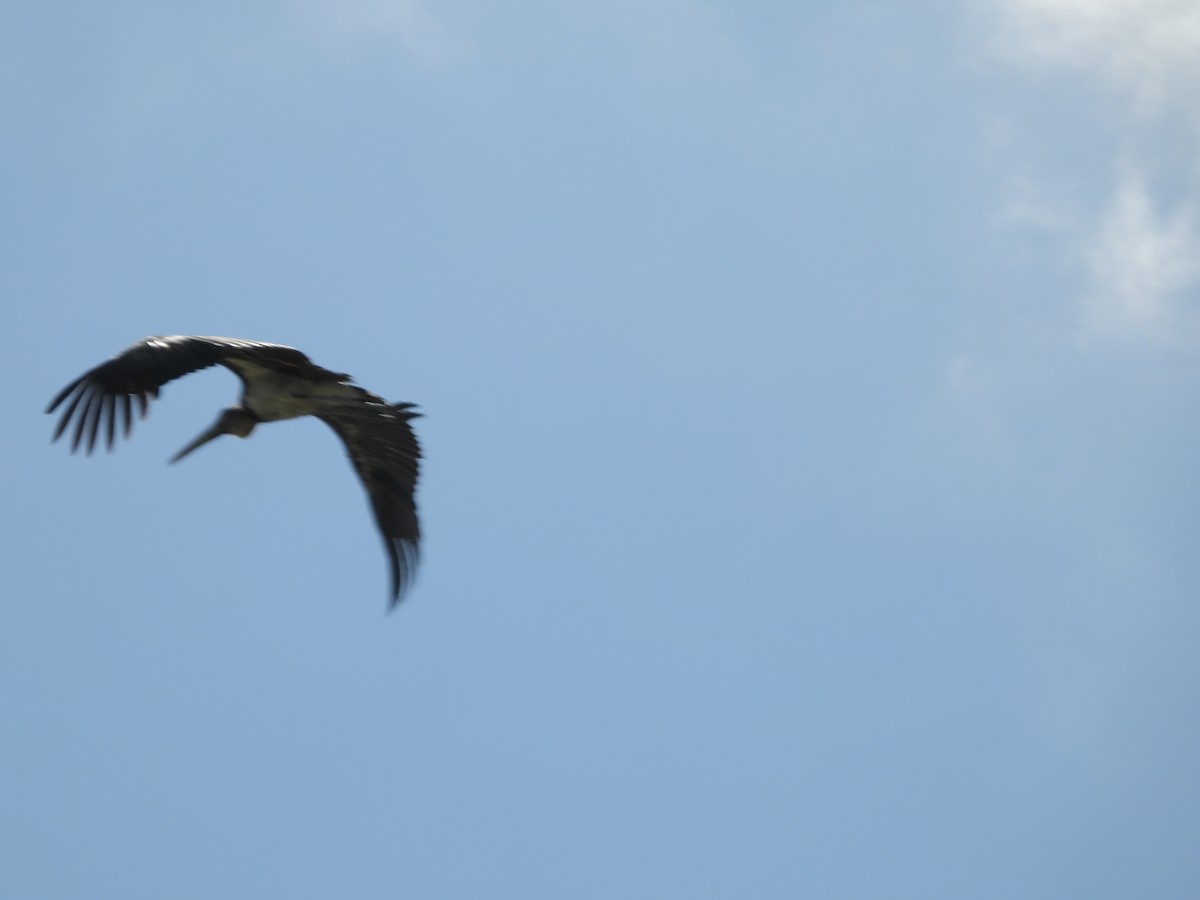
[318,401,422,608]
[45,335,314,453]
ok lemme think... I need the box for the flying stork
[46,336,421,608]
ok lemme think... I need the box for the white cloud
[981,0,1200,345]
[1083,168,1200,342]
[293,0,469,68]
[990,0,1200,113]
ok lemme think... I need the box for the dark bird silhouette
[46,336,421,608]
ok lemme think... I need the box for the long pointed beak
[169,421,227,464]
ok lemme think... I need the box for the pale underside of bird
[46,336,421,608]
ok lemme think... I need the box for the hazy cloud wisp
[983,0,1200,345]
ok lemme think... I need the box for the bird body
[224,358,372,422]
[47,336,422,607]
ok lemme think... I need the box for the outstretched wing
[45,335,315,453]
[318,402,422,608]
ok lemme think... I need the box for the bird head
[169,407,259,464]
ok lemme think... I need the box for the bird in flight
[46,335,421,608]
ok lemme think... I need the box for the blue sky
[3,1,1199,897]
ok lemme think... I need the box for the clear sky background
[3,1,1199,897]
